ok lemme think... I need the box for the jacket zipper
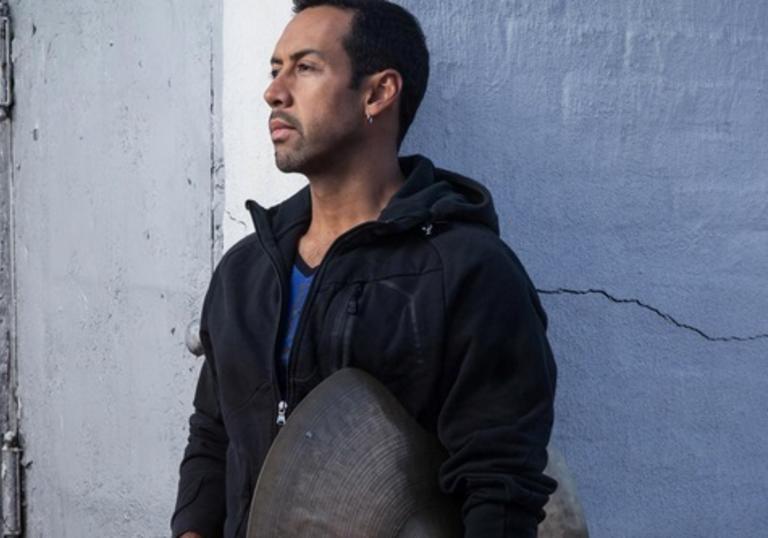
[254,214,423,429]
[340,282,363,367]
[281,221,386,424]
[276,400,288,426]
[327,282,363,368]
[252,220,291,435]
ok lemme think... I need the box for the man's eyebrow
[271,49,326,65]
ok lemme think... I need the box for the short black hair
[292,0,429,148]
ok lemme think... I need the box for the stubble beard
[273,121,361,176]
[274,137,309,173]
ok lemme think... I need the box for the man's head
[264,0,429,174]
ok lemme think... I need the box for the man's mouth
[269,118,298,143]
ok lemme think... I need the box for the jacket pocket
[343,278,428,381]
[339,282,364,368]
[323,282,364,371]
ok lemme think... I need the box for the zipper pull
[276,400,288,427]
[347,283,363,315]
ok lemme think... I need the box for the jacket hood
[246,154,500,240]
[381,155,499,235]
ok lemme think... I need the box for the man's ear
[364,69,403,119]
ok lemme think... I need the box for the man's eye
[270,69,279,79]
[297,63,314,72]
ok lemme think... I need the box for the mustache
[269,111,302,133]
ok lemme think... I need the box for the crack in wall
[537,288,768,343]
[225,210,248,230]
[208,11,225,266]
[208,22,217,271]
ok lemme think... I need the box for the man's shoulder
[431,222,519,268]
[211,233,263,277]
[201,233,268,316]
[430,222,537,296]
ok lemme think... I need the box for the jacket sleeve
[437,240,557,538]
[171,274,228,538]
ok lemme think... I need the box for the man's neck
[298,151,405,267]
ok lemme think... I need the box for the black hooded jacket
[172,155,557,538]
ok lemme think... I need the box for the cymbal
[246,368,463,537]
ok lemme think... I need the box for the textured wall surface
[0,110,11,438]
[225,2,768,537]
[396,1,768,537]
[222,1,305,249]
[10,0,221,536]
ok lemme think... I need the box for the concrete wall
[222,1,304,250]
[226,1,768,537]
[10,0,222,536]
[399,1,768,537]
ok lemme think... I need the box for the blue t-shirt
[276,255,316,393]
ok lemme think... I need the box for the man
[172,1,557,537]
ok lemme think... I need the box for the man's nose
[264,74,291,108]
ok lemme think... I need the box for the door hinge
[0,2,12,118]
[1,432,21,536]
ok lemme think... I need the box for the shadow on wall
[400,0,768,536]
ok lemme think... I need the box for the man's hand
[179,533,203,538]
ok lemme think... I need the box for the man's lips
[269,119,297,143]
[269,119,295,132]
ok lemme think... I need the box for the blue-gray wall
[400,1,768,537]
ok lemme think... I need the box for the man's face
[264,7,365,174]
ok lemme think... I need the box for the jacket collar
[244,154,500,266]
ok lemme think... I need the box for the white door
[8,0,223,535]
